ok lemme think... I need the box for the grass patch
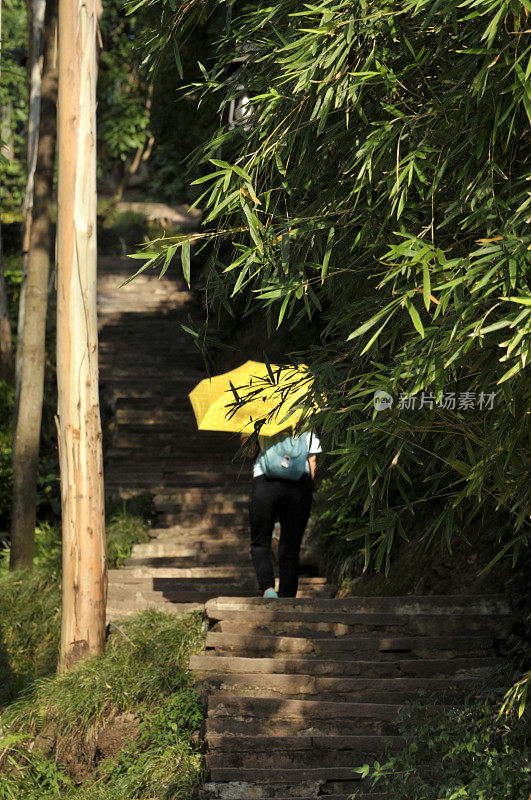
[0,567,61,705]
[0,610,205,799]
[105,502,151,569]
[0,500,152,705]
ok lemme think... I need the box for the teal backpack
[257,432,310,481]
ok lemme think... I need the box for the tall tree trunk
[0,0,14,382]
[14,0,46,416]
[56,0,106,670]
[10,0,58,569]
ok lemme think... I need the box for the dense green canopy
[136,0,530,566]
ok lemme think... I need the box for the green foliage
[0,0,28,217]
[105,505,150,569]
[98,3,154,170]
[0,370,60,537]
[0,611,205,800]
[89,689,204,800]
[0,564,61,704]
[97,0,221,203]
[134,0,530,568]
[3,610,204,737]
[500,668,531,720]
[355,668,530,800]
[0,505,153,703]
[0,750,74,799]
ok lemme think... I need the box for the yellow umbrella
[189,360,313,435]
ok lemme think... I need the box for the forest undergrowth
[0,610,205,800]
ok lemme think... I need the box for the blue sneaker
[263,588,278,598]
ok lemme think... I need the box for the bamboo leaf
[422,262,431,311]
[173,39,183,78]
[404,297,424,337]
[281,232,290,273]
[181,239,191,287]
[321,226,335,283]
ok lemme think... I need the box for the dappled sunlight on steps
[194,595,513,800]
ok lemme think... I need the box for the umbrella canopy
[189,360,313,435]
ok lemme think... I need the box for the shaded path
[97,256,332,619]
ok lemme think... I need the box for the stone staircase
[192,594,513,800]
[97,256,514,800]
[97,256,332,621]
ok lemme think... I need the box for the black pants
[249,473,313,598]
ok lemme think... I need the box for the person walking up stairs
[97,256,332,618]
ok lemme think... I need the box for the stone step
[129,541,242,558]
[117,565,257,578]
[206,767,378,784]
[147,527,247,542]
[123,556,321,580]
[198,783,381,800]
[206,694,429,720]
[102,381,203,397]
[115,407,208,420]
[124,554,253,569]
[247,797,364,800]
[213,613,512,638]
[159,512,248,525]
[109,574,330,589]
[110,444,238,458]
[106,477,247,490]
[154,490,248,509]
[106,600,204,619]
[105,477,248,490]
[101,354,200,366]
[108,587,256,604]
[204,631,494,659]
[202,793,383,800]
[205,734,404,770]
[106,468,246,480]
[205,713,396,738]
[196,672,479,703]
[129,542,252,560]
[245,796,383,800]
[191,654,498,679]
[206,595,510,617]
[205,695,404,738]
[106,460,243,475]
[153,505,245,516]
[199,785,383,800]
[108,584,332,604]
[155,506,248,519]
[108,573,254,590]
[146,524,247,539]
[107,571,331,595]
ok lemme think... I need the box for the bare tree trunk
[56,0,106,670]
[14,0,46,415]
[0,0,14,382]
[10,0,58,570]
